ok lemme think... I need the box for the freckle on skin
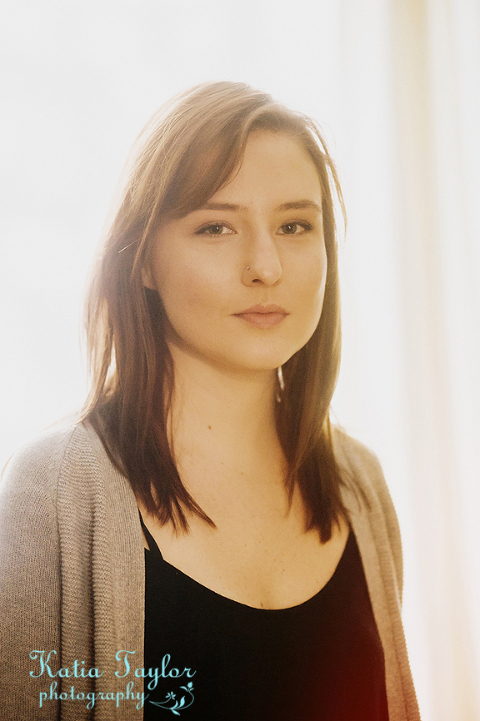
[208,425,212,430]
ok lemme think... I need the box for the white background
[2,2,479,719]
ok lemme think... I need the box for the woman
[0,82,420,720]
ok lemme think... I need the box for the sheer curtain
[1,1,479,719]
[391,1,480,717]
[334,1,480,718]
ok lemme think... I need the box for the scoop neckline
[145,528,352,613]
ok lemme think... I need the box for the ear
[141,264,156,291]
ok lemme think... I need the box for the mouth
[233,304,289,329]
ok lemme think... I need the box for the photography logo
[148,681,195,715]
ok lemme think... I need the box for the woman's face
[144,130,327,375]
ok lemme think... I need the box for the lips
[233,304,289,329]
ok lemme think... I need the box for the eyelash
[195,223,234,236]
[279,221,314,235]
[195,221,314,236]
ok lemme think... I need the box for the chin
[216,346,302,374]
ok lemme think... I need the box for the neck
[165,346,286,490]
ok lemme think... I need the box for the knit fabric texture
[0,418,421,720]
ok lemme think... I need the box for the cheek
[298,249,328,308]
[155,254,226,318]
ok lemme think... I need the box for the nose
[241,228,282,286]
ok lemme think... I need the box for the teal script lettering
[29,650,104,678]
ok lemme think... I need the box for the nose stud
[246,266,250,270]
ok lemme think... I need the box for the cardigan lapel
[336,434,419,721]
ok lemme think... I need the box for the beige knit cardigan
[0,418,421,720]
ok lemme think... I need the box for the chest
[142,523,389,721]
[140,501,350,610]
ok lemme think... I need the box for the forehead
[212,130,322,205]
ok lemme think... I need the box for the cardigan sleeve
[361,446,404,604]
[333,427,420,720]
[332,427,404,603]
[1,420,146,721]
[0,426,75,720]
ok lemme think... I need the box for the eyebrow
[197,200,322,213]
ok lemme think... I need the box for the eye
[195,223,234,236]
[278,221,314,235]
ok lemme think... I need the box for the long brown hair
[82,81,348,542]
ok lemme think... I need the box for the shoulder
[0,413,140,595]
[331,425,404,599]
[0,417,119,526]
[0,417,95,563]
[332,425,384,481]
[332,425,394,512]
[0,418,93,657]
[1,415,95,498]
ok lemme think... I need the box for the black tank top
[140,516,389,720]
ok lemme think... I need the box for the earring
[246,266,250,270]
[276,366,284,403]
